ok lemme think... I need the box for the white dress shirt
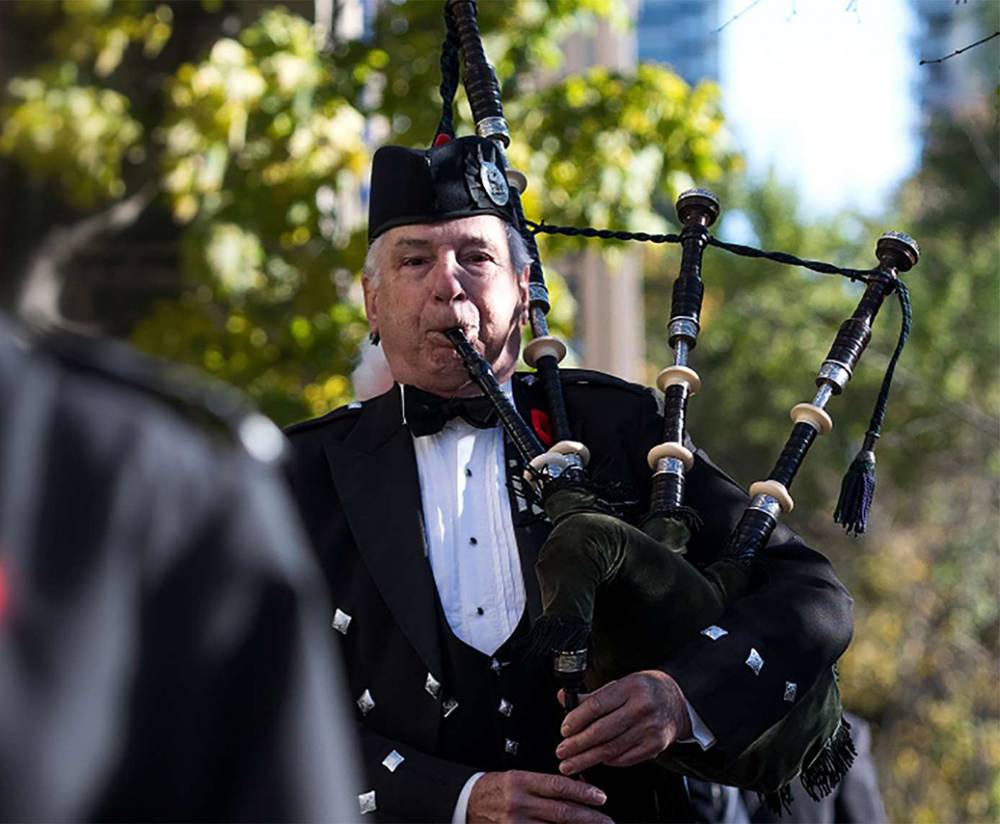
[413,412,525,656]
[405,384,714,822]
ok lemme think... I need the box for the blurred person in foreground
[0,313,361,822]
[284,135,855,823]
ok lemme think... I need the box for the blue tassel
[833,446,876,536]
[833,279,911,537]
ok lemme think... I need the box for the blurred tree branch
[919,30,999,65]
[17,181,157,325]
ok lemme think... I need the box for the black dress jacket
[285,370,854,822]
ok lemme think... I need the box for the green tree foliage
[142,8,371,422]
[1,76,142,205]
[510,65,732,235]
[1,0,732,423]
[836,100,999,824]
[0,0,169,205]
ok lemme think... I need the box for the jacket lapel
[321,388,444,681]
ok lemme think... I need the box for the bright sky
[719,0,921,218]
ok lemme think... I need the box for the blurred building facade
[558,2,644,382]
[637,0,719,84]
[556,0,721,382]
[910,0,990,116]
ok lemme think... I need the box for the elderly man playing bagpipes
[285,3,918,821]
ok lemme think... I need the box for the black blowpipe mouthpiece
[443,327,545,464]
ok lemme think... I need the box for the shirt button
[465,467,473,477]
[469,537,478,545]
[476,607,485,616]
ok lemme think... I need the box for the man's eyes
[398,252,495,268]
[464,252,494,264]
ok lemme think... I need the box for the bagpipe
[435,0,916,808]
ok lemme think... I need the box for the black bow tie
[403,385,499,437]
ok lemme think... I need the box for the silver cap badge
[478,144,509,206]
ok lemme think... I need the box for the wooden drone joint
[749,479,794,514]
[656,365,702,396]
[523,335,567,367]
[790,403,833,435]
[647,441,695,472]
[548,440,591,466]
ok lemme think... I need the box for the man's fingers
[527,772,607,807]
[556,703,633,760]
[559,680,625,737]
[604,740,657,768]
[513,773,612,824]
[471,770,606,823]
[558,671,689,773]
[525,799,614,824]
[558,725,646,775]
[557,687,595,709]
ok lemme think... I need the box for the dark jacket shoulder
[517,368,657,411]
[557,368,654,398]
[284,399,366,442]
[555,368,662,426]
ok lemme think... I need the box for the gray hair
[505,222,532,276]
[362,221,532,288]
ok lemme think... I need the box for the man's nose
[430,253,465,302]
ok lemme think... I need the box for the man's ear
[362,277,378,333]
[517,263,530,324]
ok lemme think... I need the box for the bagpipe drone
[431,0,916,808]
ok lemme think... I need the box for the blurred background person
[0,314,362,822]
[689,712,887,823]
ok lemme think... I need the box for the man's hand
[467,770,611,823]
[555,670,692,775]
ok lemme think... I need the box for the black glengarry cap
[368,135,516,241]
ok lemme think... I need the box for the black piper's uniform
[285,369,853,823]
[0,319,362,822]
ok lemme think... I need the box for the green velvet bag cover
[532,486,848,797]
[534,486,751,687]
[536,488,725,687]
